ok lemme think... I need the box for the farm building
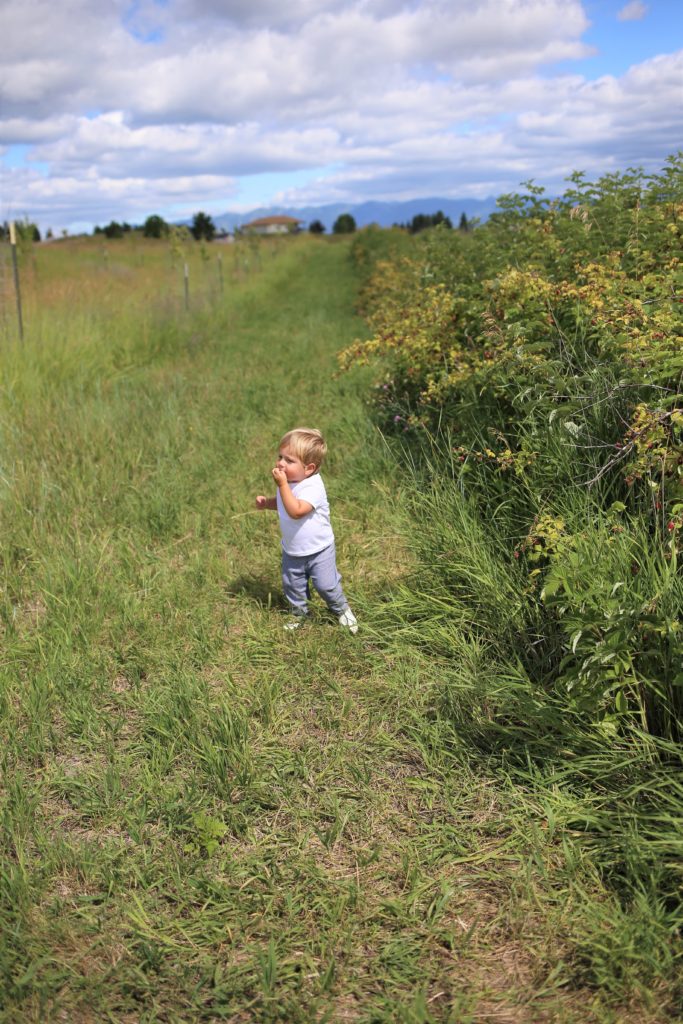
[240,215,303,235]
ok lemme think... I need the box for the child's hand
[255,495,268,509]
[272,466,288,487]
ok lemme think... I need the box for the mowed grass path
[0,238,669,1023]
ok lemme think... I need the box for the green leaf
[541,577,561,600]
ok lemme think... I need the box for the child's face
[276,445,316,483]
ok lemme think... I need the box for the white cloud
[0,116,75,145]
[618,2,648,22]
[169,0,344,31]
[0,0,680,231]
[1,162,240,227]
[1,0,590,124]
[30,115,342,178]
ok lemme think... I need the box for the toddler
[255,428,358,633]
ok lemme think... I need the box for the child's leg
[281,552,310,616]
[308,544,349,616]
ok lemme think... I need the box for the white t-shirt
[277,473,335,556]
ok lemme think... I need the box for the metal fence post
[9,222,24,342]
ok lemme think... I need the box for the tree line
[92,211,218,241]
[395,211,472,233]
[2,209,472,245]
[96,211,361,238]
[0,220,43,242]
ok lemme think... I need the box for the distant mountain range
[210,197,499,233]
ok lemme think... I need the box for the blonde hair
[279,427,327,469]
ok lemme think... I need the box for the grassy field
[0,234,679,1022]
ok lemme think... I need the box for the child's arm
[272,468,314,519]
[255,495,278,510]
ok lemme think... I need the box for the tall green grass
[1,232,679,1021]
[360,453,682,1010]
[0,235,387,1020]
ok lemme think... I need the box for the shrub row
[343,155,683,741]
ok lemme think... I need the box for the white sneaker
[283,617,306,631]
[338,608,358,634]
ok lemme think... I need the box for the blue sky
[1,0,681,233]
[569,0,679,75]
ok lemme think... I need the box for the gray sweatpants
[281,543,349,617]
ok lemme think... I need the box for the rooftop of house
[242,215,303,228]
